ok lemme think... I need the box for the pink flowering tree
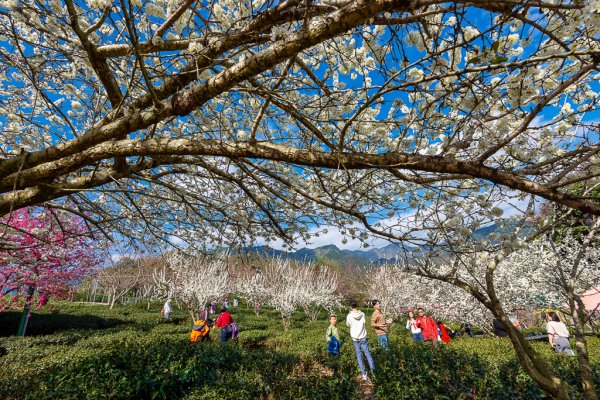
[0,208,101,336]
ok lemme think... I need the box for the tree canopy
[1,0,599,250]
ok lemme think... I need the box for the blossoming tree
[297,263,340,320]
[400,226,600,400]
[157,252,231,321]
[237,257,340,330]
[0,0,599,253]
[0,208,100,335]
[365,264,493,325]
[234,267,269,317]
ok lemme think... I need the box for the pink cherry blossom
[0,207,101,311]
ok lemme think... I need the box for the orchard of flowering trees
[1,0,600,398]
[146,252,340,328]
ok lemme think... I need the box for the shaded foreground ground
[0,302,598,399]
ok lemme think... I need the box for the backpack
[190,320,210,342]
[200,309,213,326]
[229,322,239,340]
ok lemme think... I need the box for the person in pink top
[215,306,234,343]
[416,308,439,347]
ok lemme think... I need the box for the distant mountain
[244,242,414,267]
[243,222,531,266]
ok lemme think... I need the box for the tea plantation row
[0,302,598,399]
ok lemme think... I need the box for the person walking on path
[406,311,424,343]
[346,301,375,381]
[326,313,341,355]
[416,307,439,347]
[546,312,575,356]
[215,306,234,343]
[370,300,390,350]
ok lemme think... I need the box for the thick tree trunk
[494,312,571,399]
[572,298,599,400]
[17,286,36,337]
[483,258,570,400]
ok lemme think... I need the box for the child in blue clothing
[326,313,340,355]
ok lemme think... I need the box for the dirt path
[355,375,375,399]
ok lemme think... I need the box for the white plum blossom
[159,252,231,319]
[407,68,424,81]
[236,258,340,330]
[462,26,480,41]
[188,41,202,54]
[87,0,111,9]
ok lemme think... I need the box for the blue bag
[327,335,340,355]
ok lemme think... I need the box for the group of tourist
[172,296,576,368]
[405,309,452,346]
[328,302,576,382]
[196,300,239,343]
[326,301,452,382]
[163,297,239,343]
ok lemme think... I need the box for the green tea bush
[0,302,598,399]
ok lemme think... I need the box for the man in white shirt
[346,301,375,381]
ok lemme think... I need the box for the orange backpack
[190,320,210,342]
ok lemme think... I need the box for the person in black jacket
[493,317,521,337]
[492,318,509,337]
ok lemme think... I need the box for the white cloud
[168,235,186,247]
[110,253,124,263]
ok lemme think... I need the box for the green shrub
[0,302,598,399]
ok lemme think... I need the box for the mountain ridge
[243,221,532,266]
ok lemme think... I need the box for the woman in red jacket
[416,308,440,347]
[215,306,234,343]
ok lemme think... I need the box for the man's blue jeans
[352,338,375,375]
[378,334,389,350]
[221,326,231,342]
